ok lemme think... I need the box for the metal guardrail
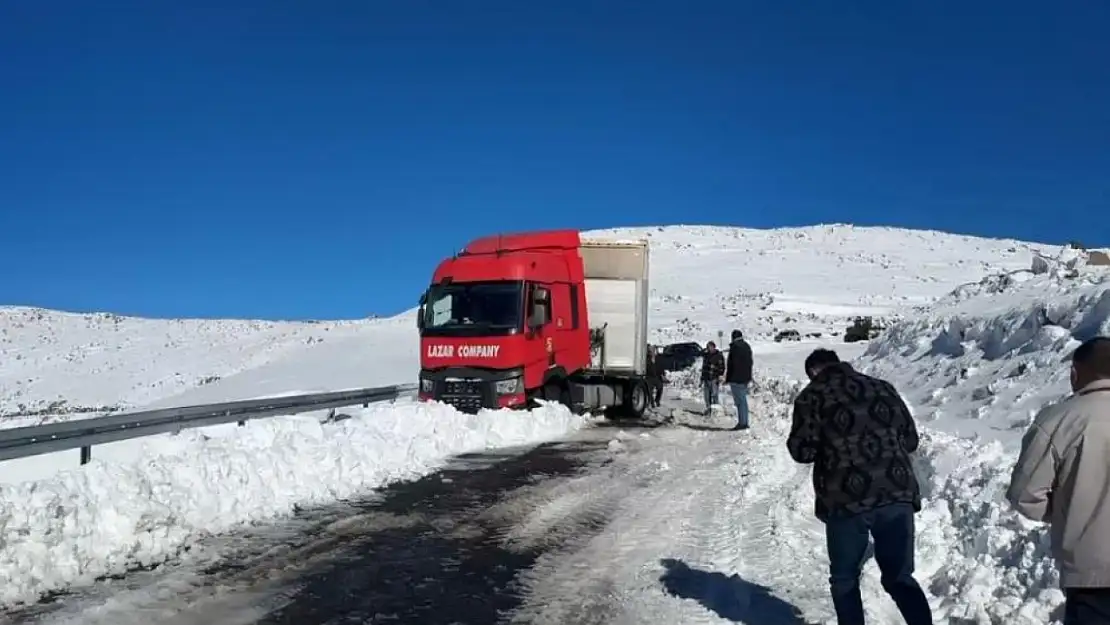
[0,383,418,465]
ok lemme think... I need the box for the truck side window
[569,284,579,329]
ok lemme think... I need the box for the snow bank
[685,266,1110,623]
[846,267,1110,624]
[0,400,589,605]
[913,430,1064,624]
[859,267,1110,443]
[744,376,1064,624]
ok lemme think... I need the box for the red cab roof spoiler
[461,229,581,256]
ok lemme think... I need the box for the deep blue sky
[2,2,1107,320]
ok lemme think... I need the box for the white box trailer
[580,238,650,376]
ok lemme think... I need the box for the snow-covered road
[508,379,908,625]
[4,381,909,625]
[2,369,1080,625]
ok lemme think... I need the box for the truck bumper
[418,367,526,414]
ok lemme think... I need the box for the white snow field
[0,309,418,422]
[0,223,1106,622]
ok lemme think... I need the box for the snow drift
[0,400,590,605]
[850,264,1110,624]
[653,259,1109,623]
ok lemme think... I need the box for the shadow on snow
[659,558,809,625]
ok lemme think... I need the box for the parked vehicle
[655,341,704,372]
[416,229,651,417]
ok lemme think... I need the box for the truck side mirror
[416,291,427,330]
[529,307,548,328]
[527,286,550,330]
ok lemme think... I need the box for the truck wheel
[542,381,569,408]
[624,379,649,418]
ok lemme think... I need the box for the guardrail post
[80,445,91,465]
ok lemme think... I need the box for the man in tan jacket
[1007,336,1110,624]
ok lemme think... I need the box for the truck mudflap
[418,367,526,414]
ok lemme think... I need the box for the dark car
[655,341,704,372]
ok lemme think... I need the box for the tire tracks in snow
[512,383,909,625]
[713,387,906,625]
[508,390,824,624]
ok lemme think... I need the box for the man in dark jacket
[700,341,725,414]
[724,329,753,430]
[787,348,932,625]
[645,345,666,408]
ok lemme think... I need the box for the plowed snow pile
[0,400,590,605]
[851,263,1110,624]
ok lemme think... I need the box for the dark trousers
[648,379,663,406]
[824,503,932,625]
[1065,588,1110,625]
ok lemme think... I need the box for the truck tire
[623,379,649,419]
[541,381,570,408]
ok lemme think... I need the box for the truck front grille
[441,380,485,414]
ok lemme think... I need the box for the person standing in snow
[787,348,932,625]
[700,341,725,414]
[646,345,666,408]
[724,329,753,430]
[1007,336,1110,625]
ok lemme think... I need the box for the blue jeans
[825,503,932,625]
[702,380,719,409]
[728,383,749,427]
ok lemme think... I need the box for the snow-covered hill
[594,223,1055,344]
[859,264,1110,445]
[0,307,380,419]
[0,224,1059,422]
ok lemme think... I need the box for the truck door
[530,282,579,372]
[528,285,553,366]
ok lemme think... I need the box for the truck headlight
[494,376,523,395]
[420,378,434,393]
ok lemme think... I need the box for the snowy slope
[3,225,1049,424]
[859,262,1110,445]
[590,224,1055,345]
[0,306,384,420]
[845,258,1110,624]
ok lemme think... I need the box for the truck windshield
[421,281,524,336]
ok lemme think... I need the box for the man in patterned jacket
[787,348,932,625]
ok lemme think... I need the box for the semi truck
[416,229,651,417]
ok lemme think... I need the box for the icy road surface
[3,387,881,625]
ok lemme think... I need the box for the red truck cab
[417,229,651,416]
